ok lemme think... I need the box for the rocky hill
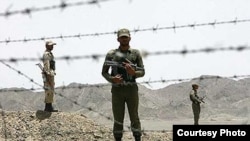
[0,110,172,141]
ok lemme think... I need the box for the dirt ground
[99,117,249,131]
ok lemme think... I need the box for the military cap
[192,84,199,87]
[45,40,56,46]
[117,28,130,38]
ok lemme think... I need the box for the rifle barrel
[36,63,44,71]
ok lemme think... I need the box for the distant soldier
[189,84,204,125]
[42,40,58,112]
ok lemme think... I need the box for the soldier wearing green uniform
[42,40,58,112]
[189,84,203,125]
[102,28,145,141]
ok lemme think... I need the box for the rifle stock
[199,96,205,103]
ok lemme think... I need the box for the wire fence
[0,0,117,18]
[1,18,250,44]
[1,1,250,140]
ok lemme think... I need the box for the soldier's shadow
[35,110,52,120]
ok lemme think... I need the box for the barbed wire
[0,45,249,63]
[0,61,43,89]
[1,18,250,44]
[2,50,249,132]
[0,0,116,18]
[1,74,249,93]
[0,1,248,139]
[1,51,249,93]
[1,45,249,135]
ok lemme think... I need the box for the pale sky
[0,0,250,90]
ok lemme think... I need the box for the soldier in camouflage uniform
[102,28,145,141]
[42,40,58,112]
[189,84,203,125]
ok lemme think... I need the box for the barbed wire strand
[0,45,249,63]
[0,0,117,18]
[1,18,250,44]
[0,61,43,88]
[1,73,249,93]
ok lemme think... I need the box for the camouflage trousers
[111,84,141,139]
[192,102,200,125]
[43,76,55,103]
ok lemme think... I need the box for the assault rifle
[199,96,206,103]
[36,63,55,90]
[36,63,47,83]
[36,63,44,72]
[104,60,144,71]
[36,63,56,76]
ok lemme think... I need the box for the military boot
[134,136,141,141]
[44,103,50,112]
[114,137,122,141]
[48,103,58,112]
